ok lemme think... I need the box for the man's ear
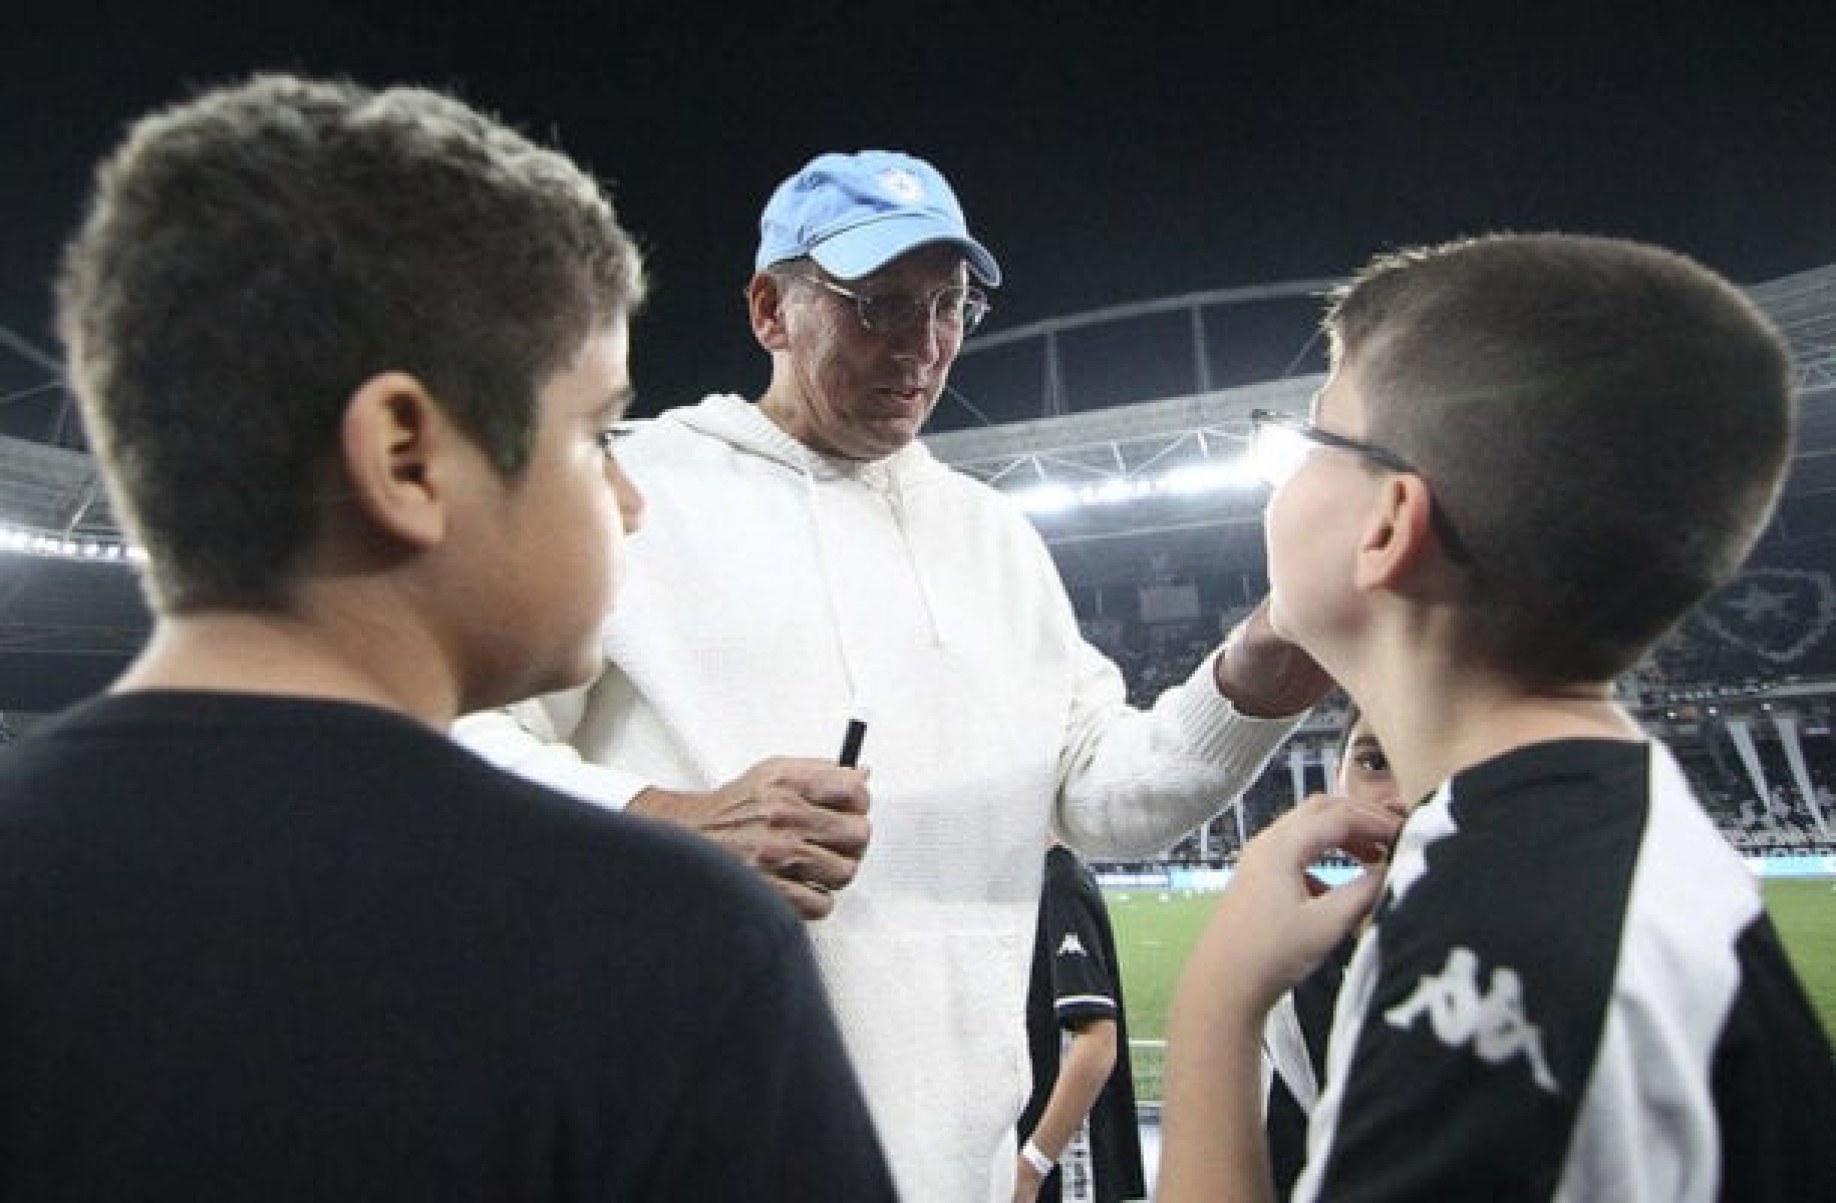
[748,272,792,351]
[338,371,454,550]
[1354,474,1439,590]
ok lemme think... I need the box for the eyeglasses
[1248,408,1473,566]
[1248,408,1417,488]
[799,274,991,339]
[594,422,637,458]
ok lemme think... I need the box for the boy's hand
[1183,792,1400,1016]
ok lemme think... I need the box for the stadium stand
[5,263,1835,847]
[1092,606,1836,865]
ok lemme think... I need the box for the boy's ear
[749,272,792,351]
[338,371,455,550]
[1354,474,1440,590]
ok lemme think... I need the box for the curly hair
[57,74,646,611]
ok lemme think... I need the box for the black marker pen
[838,717,868,768]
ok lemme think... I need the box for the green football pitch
[1108,877,1836,1100]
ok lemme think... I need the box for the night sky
[4,1,1834,433]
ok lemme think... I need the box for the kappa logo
[1056,932,1088,959]
[1383,947,1560,1094]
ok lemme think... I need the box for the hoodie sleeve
[451,694,650,810]
[1053,640,1300,858]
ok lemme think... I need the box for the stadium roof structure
[927,263,1836,594]
[2,264,1834,709]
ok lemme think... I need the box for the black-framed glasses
[1248,408,1474,566]
[799,274,991,339]
[594,422,637,458]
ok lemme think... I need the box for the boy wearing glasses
[1159,233,1836,1201]
[457,149,1331,1200]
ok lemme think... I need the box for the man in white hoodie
[456,149,1329,1201]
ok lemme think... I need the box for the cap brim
[810,213,1002,286]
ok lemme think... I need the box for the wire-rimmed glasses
[799,273,991,339]
[1248,408,1474,566]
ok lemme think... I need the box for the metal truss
[3,263,1834,627]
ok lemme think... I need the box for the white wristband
[1021,1138,1054,1176]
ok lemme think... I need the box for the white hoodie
[456,394,1297,1201]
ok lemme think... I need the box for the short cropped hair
[1325,233,1793,685]
[57,74,646,612]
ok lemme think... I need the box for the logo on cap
[878,168,924,203]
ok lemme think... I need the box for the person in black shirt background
[1018,842,1147,1202]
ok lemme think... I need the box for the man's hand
[1213,597,1335,718]
[629,758,871,919]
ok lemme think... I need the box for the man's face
[772,244,973,461]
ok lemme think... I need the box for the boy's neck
[112,603,456,728]
[1368,672,1644,809]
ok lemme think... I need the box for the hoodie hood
[659,394,954,700]
[666,393,944,492]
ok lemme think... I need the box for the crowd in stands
[1080,567,1836,869]
[1674,739,1835,852]
[1078,614,1221,709]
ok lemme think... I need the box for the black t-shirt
[0,691,896,1201]
[1021,845,1145,1203]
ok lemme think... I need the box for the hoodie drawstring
[800,466,863,707]
[887,473,947,649]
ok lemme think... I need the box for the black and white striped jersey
[1295,738,1836,1202]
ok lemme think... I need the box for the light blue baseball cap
[754,150,1002,286]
